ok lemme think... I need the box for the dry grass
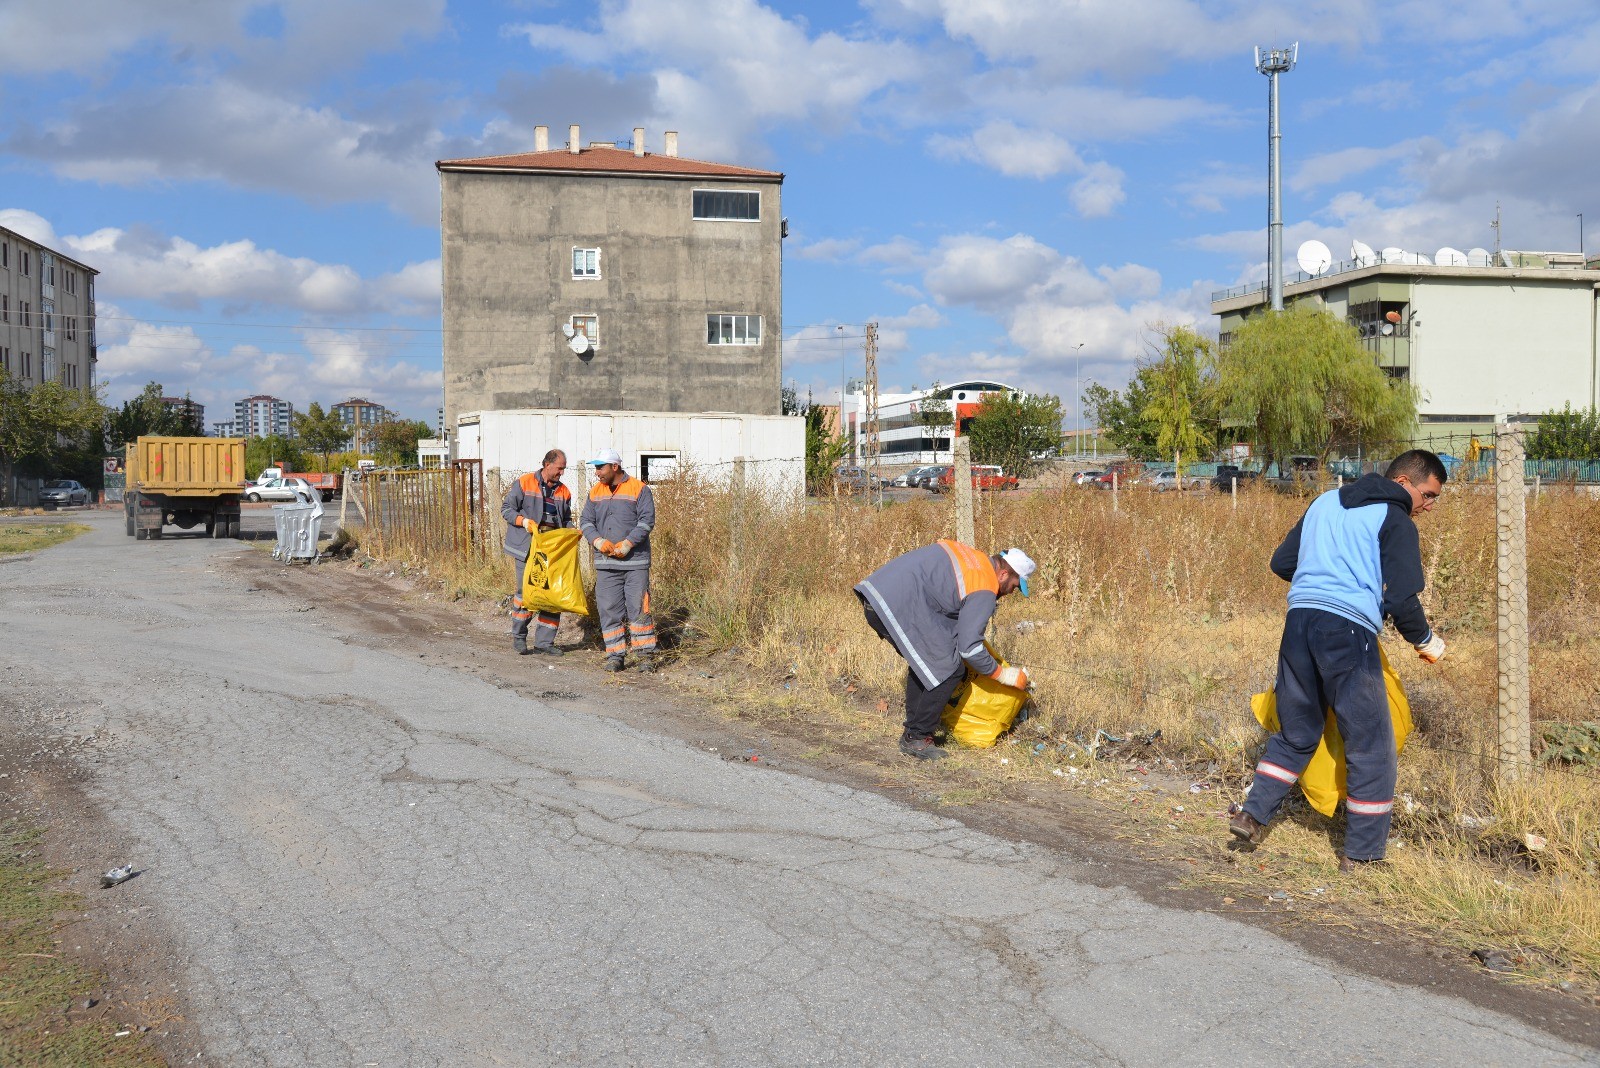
[370,472,1600,988]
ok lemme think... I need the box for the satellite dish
[1467,247,1492,267]
[1381,323,1395,336]
[1436,246,1468,266]
[1351,240,1376,266]
[1381,246,1403,263]
[1385,310,1402,324]
[1401,251,1432,265]
[569,333,590,354]
[562,323,576,338]
[1296,239,1333,276]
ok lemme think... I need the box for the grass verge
[0,820,164,1066]
[0,523,89,556]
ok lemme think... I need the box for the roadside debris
[1471,948,1517,973]
[100,863,135,889]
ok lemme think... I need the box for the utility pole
[1491,201,1502,257]
[1255,43,1298,312]
[864,322,881,505]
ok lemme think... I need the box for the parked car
[833,466,881,493]
[39,479,90,507]
[1210,465,1261,491]
[933,465,1020,493]
[244,477,319,503]
[1268,455,1322,494]
[1091,461,1144,488]
[891,465,944,489]
[1071,469,1105,487]
[1145,469,1195,492]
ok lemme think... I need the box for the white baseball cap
[999,548,1036,596]
[586,448,622,467]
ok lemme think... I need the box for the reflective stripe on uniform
[1346,797,1394,816]
[1255,760,1299,785]
[857,578,939,688]
[936,540,999,599]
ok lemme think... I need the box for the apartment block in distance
[0,224,97,395]
[437,124,784,429]
[161,395,205,431]
[235,394,294,438]
[333,397,390,454]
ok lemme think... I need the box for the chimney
[534,125,548,151]
[633,127,646,157]
[569,124,580,153]
[663,130,678,157]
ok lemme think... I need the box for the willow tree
[1140,325,1215,473]
[1211,305,1417,467]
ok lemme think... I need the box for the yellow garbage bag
[521,528,591,616]
[941,642,1029,749]
[1250,644,1414,817]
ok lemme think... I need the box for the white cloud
[927,120,1081,178]
[1291,140,1426,193]
[1069,162,1126,218]
[794,237,864,262]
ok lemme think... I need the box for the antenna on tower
[1491,201,1502,256]
[1255,42,1299,312]
[864,322,881,504]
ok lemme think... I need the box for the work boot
[512,636,528,656]
[1338,855,1383,874]
[633,653,656,674]
[530,644,565,657]
[604,654,626,672]
[1229,810,1267,846]
[898,732,948,761]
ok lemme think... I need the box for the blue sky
[3,0,1597,428]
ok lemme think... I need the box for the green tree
[244,434,305,480]
[914,382,954,435]
[967,392,1065,478]
[796,391,848,493]
[0,370,106,501]
[372,418,435,466]
[292,403,352,469]
[1140,325,1215,473]
[1211,305,1418,468]
[106,381,198,448]
[1084,377,1162,460]
[1528,403,1600,460]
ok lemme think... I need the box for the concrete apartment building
[235,394,294,438]
[161,395,205,430]
[0,224,97,396]
[333,397,389,454]
[436,125,784,429]
[1212,249,1600,443]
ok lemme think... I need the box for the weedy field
[396,474,1600,990]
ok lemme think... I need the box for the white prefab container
[456,409,805,498]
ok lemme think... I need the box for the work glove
[593,538,614,555]
[1415,632,1446,664]
[514,515,527,528]
[610,539,634,559]
[991,665,1031,690]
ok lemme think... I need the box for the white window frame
[706,313,763,346]
[571,314,599,348]
[571,247,601,279]
[692,188,761,222]
[638,451,680,483]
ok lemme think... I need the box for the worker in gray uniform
[500,449,574,655]
[855,541,1036,760]
[579,448,658,673]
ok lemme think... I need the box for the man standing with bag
[1231,449,1449,869]
[501,449,573,656]
[854,542,1036,761]
[580,448,657,673]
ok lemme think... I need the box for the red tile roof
[436,145,782,181]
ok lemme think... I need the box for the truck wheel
[135,527,149,541]
[149,529,163,539]
[228,517,241,539]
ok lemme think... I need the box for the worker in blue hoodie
[1230,449,1449,870]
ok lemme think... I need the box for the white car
[1146,470,1196,492]
[245,477,318,503]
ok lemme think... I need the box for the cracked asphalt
[1,511,1593,1066]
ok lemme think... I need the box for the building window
[1,243,7,268]
[693,189,760,221]
[1,347,8,373]
[571,314,599,347]
[20,250,29,276]
[64,271,75,295]
[572,247,600,279]
[638,452,680,482]
[706,313,762,345]
[20,301,29,327]
[64,315,75,341]
[1,294,7,322]
[21,353,31,379]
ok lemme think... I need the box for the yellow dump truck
[124,436,246,540]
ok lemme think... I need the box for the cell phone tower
[1255,43,1298,312]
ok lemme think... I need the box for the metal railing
[360,460,488,560]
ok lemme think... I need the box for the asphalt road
[1,511,1592,1066]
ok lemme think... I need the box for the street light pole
[1073,342,1085,458]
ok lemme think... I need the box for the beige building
[1213,251,1600,442]
[0,224,97,396]
[436,125,784,429]
[333,397,390,455]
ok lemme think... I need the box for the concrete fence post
[1231,475,1238,510]
[577,462,593,584]
[1111,470,1119,512]
[953,437,975,546]
[1495,422,1531,783]
[730,456,748,576]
